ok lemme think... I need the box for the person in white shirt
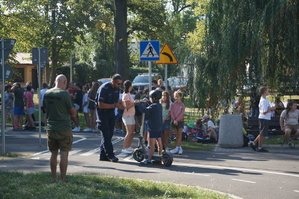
[40,83,49,126]
[280,101,299,148]
[250,87,276,152]
[82,85,92,131]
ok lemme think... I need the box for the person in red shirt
[24,85,36,130]
[67,82,76,96]
[169,90,185,155]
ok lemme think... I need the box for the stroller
[133,101,173,167]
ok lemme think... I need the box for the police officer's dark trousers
[98,110,115,159]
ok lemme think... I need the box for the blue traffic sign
[140,41,160,61]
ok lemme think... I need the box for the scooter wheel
[162,153,173,167]
[133,149,144,162]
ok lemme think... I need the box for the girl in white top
[121,80,136,154]
[279,101,299,147]
[82,86,92,131]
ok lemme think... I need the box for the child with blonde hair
[160,91,171,152]
[170,90,185,154]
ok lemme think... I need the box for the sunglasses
[117,83,122,86]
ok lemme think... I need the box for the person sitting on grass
[193,119,208,138]
[280,100,299,148]
[201,115,218,143]
[138,90,163,165]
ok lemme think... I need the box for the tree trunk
[114,0,128,79]
[49,40,58,86]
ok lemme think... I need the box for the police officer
[96,74,124,162]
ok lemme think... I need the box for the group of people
[95,75,186,164]
[26,74,299,182]
[249,86,299,152]
[3,81,49,131]
[184,115,219,143]
[67,81,103,133]
[43,73,188,181]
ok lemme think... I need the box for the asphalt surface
[1,129,299,199]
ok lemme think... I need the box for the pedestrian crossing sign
[140,41,160,61]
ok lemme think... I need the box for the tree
[2,0,104,84]
[114,0,129,79]
[186,0,299,116]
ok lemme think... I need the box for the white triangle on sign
[141,42,159,58]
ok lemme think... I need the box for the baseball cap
[201,115,210,122]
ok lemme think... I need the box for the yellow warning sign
[155,44,178,64]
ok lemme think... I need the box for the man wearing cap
[96,74,124,162]
[201,115,218,143]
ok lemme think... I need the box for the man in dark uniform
[96,74,124,162]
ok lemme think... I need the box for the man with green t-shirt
[43,74,76,182]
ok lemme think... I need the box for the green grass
[264,135,299,145]
[0,153,26,159]
[0,172,232,199]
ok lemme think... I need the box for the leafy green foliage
[187,0,299,117]
[1,0,105,84]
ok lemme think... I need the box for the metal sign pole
[38,48,42,146]
[1,39,5,154]
[149,61,152,92]
[165,64,168,91]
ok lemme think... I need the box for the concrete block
[218,114,243,148]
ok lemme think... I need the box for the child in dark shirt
[138,90,163,165]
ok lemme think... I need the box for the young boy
[139,90,163,165]
[250,86,276,152]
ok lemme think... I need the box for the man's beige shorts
[47,129,73,151]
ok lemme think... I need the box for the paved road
[1,130,299,199]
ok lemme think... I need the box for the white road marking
[42,151,51,156]
[174,162,299,178]
[134,169,159,172]
[0,165,7,168]
[31,157,40,160]
[73,137,87,144]
[32,136,87,156]
[108,153,299,179]
[80,137,123,156]
[69,150,82,156]
[117,153,130,157]
[112,137,124,144]
[32,150,49,156]
[80,147,101,156]
[232,179,256,184]
[124,155,133,161]
[294,190,299,193]
[184,172,210,177]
